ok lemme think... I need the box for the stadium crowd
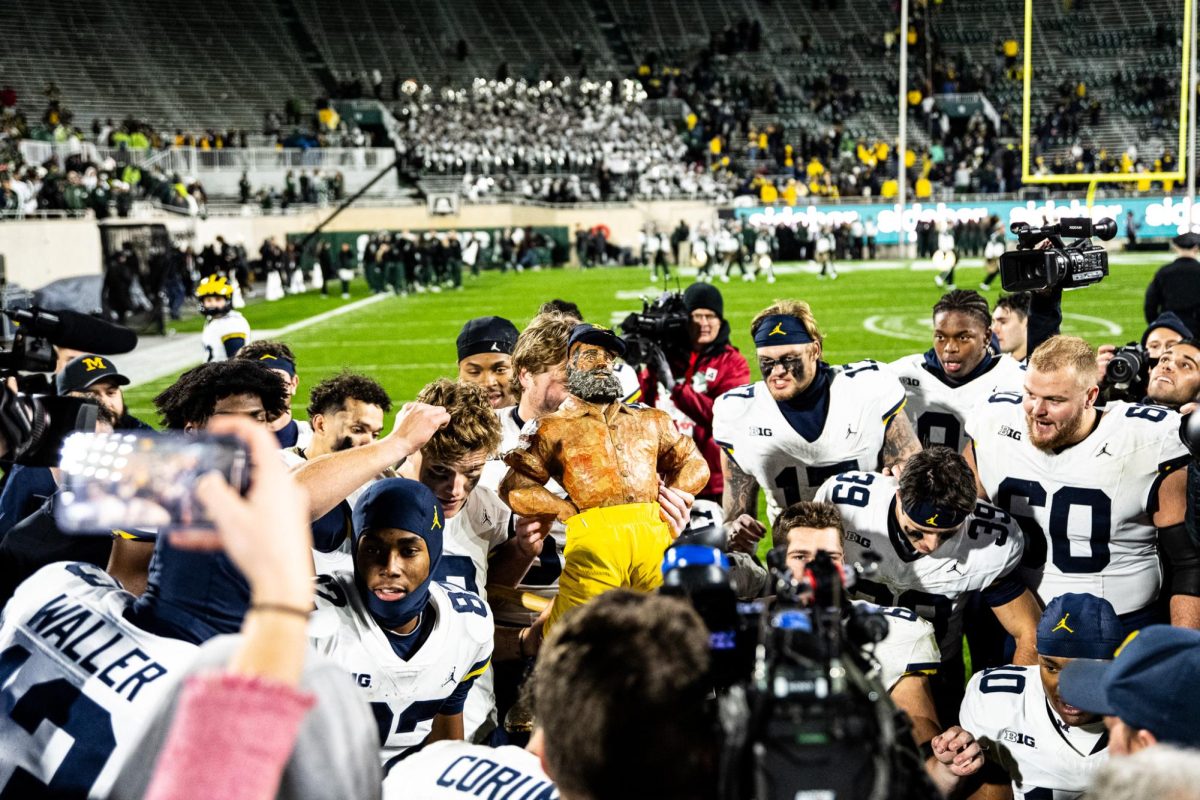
[0,226,1198,798]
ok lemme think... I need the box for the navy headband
[753,315,816,347]
[255,355,296,377]
[901,498,970,530]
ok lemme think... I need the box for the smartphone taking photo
[56,431,249,534]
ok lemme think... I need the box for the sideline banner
[733,196,1195,245]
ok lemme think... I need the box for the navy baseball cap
[56,354,130,395]
[1059,625,1200,748]
[456,316,519,361]
[568,323,627,358]
[1036,593,1122,660]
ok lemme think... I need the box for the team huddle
[0,275,1198,799]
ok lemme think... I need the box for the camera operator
[1145,231,1200,337]
[534,589,716,800]
[1096,312,1192,405]
[775,501,985,792]
[639,283,750,514]
[0,353,151,541]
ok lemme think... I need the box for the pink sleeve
[144,673,315,800]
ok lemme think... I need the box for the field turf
[123,253,1164,425]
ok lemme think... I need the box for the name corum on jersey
[998,728,1036,747]
[749,426,773,437]
[998,425,1022,441]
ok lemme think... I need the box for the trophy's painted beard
[567,365,622,403]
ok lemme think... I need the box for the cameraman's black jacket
[1145,256,1200,336]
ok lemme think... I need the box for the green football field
[123,252,1165,425]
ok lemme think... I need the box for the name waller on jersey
[24,592,170,702]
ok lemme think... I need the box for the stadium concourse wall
[734,195,1199,244]
[0,199,719,290]
[3,193,1194,291]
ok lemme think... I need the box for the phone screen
[56,431,248,534]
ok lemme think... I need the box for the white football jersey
[960,664,1108,799]
[433,486,510,742]
[855,600,941,692]
[309,574,493,773]
[967,396,1190,614]
[435,487,511,603]
[0,562,197,798]
[613,361,642,403]
[481,407,566,627]
[382,740,557,800]
[887,353,1025,452]
[712,362,907,524]
[815,472,1024,659]
[200,310,250,362]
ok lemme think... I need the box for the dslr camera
[1000,217,1117,292]
[661,545,935,800]
[618,291,691,368]
[0,293,137,467]
[1101,342,1150,403]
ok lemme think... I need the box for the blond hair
[750,299,824,345]
[1029,335,1098,389]
[510,313,575,400]
[416,379,501,463]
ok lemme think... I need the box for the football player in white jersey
[456,316,520,410]
[196,274,250,362]
[889,290,1025,452]
[383,735,557,800]
[0,560,197,798]
[713,300,921,554]
[281,372,393,573]
[402,380,548,743]
[235,340,312,450]
[0,451,287,800]
[814,447,1041,722]
[965,335,1200,631]
[992,292,1031,362]
[310,478,493,774]
[479,313,575,629]
[955,593,1123,799]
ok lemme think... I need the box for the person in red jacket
[640,283,750,529]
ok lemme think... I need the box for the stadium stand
[0,0,1190,212]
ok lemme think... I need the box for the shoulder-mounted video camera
[0,298,138,467]
[661,544,935,800]
[1000,217,1116,292]
[618,291,691,368]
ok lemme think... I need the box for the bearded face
[566,341,622,403]
[566,363,622,403]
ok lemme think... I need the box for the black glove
[649,345,676,391]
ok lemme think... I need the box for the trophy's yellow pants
[546,503,673,632]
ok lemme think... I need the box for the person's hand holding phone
[170,416,315,612]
